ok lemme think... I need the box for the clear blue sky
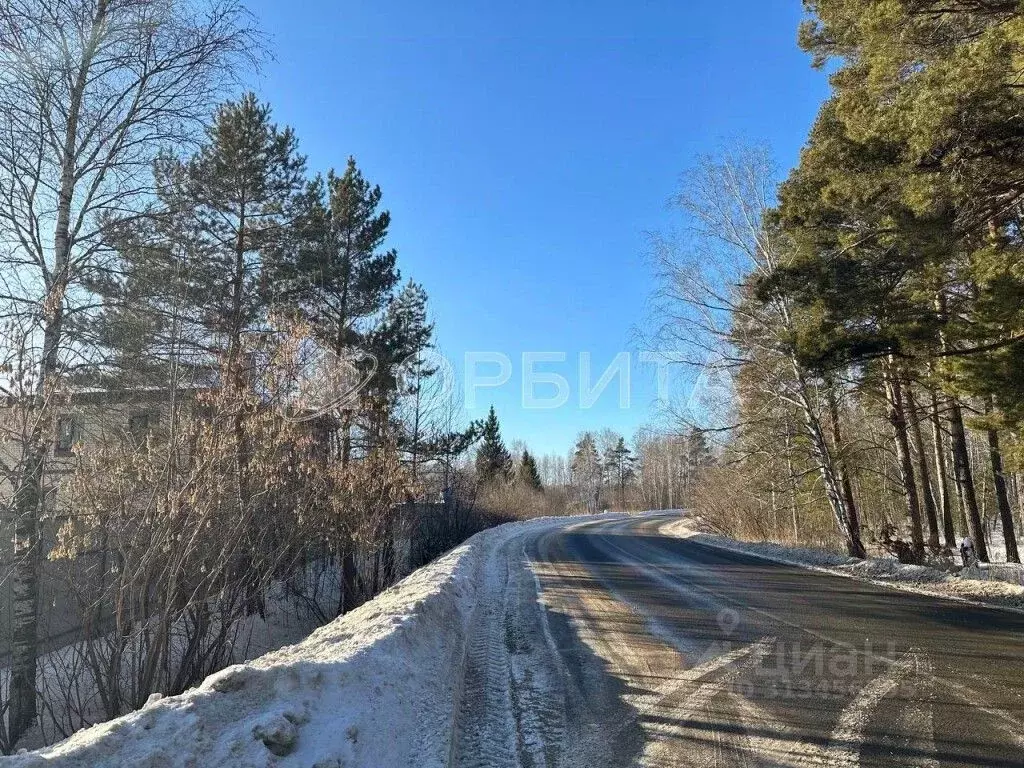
[244,0,829,456]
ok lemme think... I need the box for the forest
[645,1,1024,566]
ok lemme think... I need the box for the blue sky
[244,1,829,456]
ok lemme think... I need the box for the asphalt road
[451,512,1024,768]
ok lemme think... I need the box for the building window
[55,416,80,456]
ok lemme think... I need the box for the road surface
[451,512,1024,768]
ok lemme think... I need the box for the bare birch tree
[649,145,866,557]
[0,0,254,742]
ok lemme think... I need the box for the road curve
[450,512,1024,768]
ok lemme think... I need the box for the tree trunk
[10,453,44,742]
[948,399,989,562]
[906,386,941,551]
[882,362,926,560]
[784,421,800,543]
[805,373,865,558]
[985,398,1020,563]
[10,2,112,741]
[342,550,360,613]
[928,388,957,548]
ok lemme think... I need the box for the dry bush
[691,464,843,551]
[46,386,324,730]
[475,481,569,522]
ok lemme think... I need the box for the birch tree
[0,0,253,743]
[650,145,866,557]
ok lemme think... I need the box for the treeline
[652,2,1024,564]
[504,426,714,515]
[0,1,484,752]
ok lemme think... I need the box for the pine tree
[769,0,1024,561]
[94,94,308,388]
[366,281,435,453]
[476,406,512,484]
[368,281,434,398]
[603,437,634,508]
[572,432,602,513]
[519,450,543,492]
[270,156,400,357]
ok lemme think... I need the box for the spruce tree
[518,450,543,492]
[476,406,513,484]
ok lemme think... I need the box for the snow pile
[662,516,1024,612]
[8,515,583,768]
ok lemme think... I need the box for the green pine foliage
[93,94,308,386]
[268,155,401,356]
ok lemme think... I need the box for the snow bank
[9,515,587,768]
[661,517,1024,613]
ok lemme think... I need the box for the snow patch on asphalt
[9,514,613,768]
[661,517,1024,612]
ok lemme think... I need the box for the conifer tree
[476,406,513,485]
[603,437,635,507]
[268,156,401,463]
[364,281,435,451]
[270,156,400,357]
[95,94,308,388]
[768,0,1024,561]
[519,450,544,492]
[572,433,603,513]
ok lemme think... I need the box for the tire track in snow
[451,539,518,768]
[452,532,573,768]
[505,541,568,768]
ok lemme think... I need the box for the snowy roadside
[9,513,613,768]
[659,516,1024,613]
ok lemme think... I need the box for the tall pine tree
[94,94,308,389]
[269,156,400,358]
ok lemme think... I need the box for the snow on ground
[8,514,615,768]
[661,516,1024,612]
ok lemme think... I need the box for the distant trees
[530,430,710,515]
[603,437,634,509]
[571,433,603,513]
[632,429,708,512]
[518,450,543,492]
